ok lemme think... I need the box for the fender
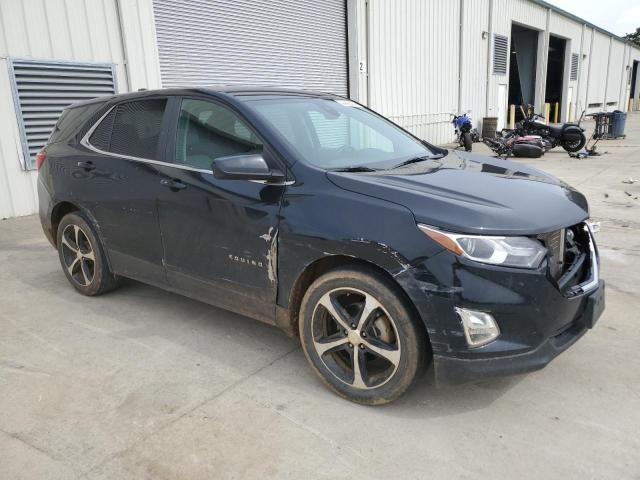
[273,170,445,334]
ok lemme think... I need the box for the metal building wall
[586,31,612,110]
[630,47,640,110]
[460,0,490,131]
[487,0,547,127]
[0,0,161,219]
[607,40,626,105]
[366,0,460,145]
[549,11,584,120]
[577,27,593,113]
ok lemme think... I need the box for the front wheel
[462,132,473,151]
[561,133,586,152]
[299,267,427,405]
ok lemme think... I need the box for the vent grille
[493,34,509,75]
[8,59,116,170]
[570,53,579,81]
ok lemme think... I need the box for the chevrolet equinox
[38,88,605,404]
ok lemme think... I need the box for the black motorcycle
[516,105,586,153]
[451,113,479,152]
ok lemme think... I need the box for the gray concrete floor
[1,115,640,480]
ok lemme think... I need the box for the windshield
[246,97,436,170]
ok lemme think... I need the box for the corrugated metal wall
[0,0,160,219]
[460,0,490,131]
[607,40,626,105]
[367,0,460,145]
[361,0,636,144]
[549,11,584,119]
[153,0,348,95]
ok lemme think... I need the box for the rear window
[49,102,105,145]
[88,99,167,160]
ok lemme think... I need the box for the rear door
[155,96,286,322]
[75,97,171,286]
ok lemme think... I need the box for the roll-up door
[153,0,348,96]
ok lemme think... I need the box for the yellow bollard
[509,105,515,130]
[553,102,559,123]
[629,98,633,112]
[544,103,550,124]
[568,102,574,122]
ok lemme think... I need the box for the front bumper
[395,230,604,386]
[434,280,604,385]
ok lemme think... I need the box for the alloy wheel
[61,224,96,287]
[311,288,401,390]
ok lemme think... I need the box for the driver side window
[175,99,263,169]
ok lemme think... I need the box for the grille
[570,53,579,81]
[493,35,509,75]
[8,59,116,170]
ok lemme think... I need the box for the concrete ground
[1,115,640,480]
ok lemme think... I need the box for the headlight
[418,224,547,268]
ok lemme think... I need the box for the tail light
[35,150,47,170]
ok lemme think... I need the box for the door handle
[160,178,187,191]
[76,161,95,171]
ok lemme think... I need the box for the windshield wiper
[391,154,445,169]
[329,166,379,172]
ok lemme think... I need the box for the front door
[156,97,285,323]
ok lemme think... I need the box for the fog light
[455,308,500,348]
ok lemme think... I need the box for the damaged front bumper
[395,232,604,386]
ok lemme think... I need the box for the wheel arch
[279,254,426,344]
[50,201,80,246]
[50,201,115,271]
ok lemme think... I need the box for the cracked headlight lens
[418,224,547,269]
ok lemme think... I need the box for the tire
[299,267,427,405]
[56,212,120,296]
[462,132,473,152]
[561,133,586,152]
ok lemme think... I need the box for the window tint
[89,99,167,160]
[175,99,262,169]
[88,108,116,151]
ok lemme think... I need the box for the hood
[327,151,589,235]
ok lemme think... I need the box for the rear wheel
[56,212,120,296]
[561,133,586,152]
[462,132,473,151]
[299,267,427,405]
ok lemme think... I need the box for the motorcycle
[451,113,480,152]
[483,129,545,158]
[516,105,586,153]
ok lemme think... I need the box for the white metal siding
[577,27,592,113]
[460,0,490,129]
[153,0,348,95]
[492,0,547,34]
[587,31,611,109]
[0,0,160,219]
[367,0,460,145]
[607,40,626,105]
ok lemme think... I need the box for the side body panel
[43,133,168,287]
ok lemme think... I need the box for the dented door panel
[156,164,285,308]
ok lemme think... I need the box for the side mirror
[212,153,285,183]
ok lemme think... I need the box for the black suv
[38,88,604,404]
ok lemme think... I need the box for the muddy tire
[299,266,427,405]
[56,212,120,296]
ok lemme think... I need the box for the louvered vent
[570,53,579,81]
[8,59,116,170]
[493,34,509,75]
